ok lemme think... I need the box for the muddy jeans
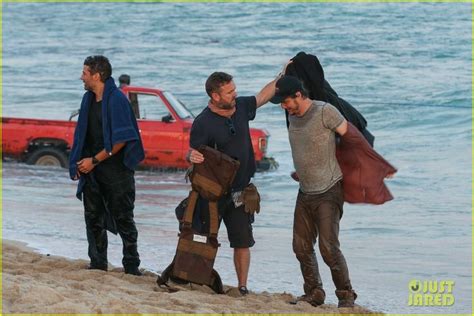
[293,181,353,294]
[83,171,140,269]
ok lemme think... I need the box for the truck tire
[26,147,68,168]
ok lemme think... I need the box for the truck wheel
[26,147,68,168]
[256,156,279,172]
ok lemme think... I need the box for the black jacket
[285,51,374,147]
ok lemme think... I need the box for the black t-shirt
[190,96,257,191]
[84,99,104,155]
[82,99,129,182]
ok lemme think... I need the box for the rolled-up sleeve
[323,103,345,131]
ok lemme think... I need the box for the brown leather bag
[172,146,240,288]
[172,191,219,286]
[157,189,224,293]
[189,145,240,201]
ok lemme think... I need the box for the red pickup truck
[2,85,276,171]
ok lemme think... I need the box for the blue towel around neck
[69,77,145,200]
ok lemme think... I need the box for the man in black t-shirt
[188,68,288,295]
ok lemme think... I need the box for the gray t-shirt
[288,100,345,194]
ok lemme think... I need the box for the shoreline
[2,239,379,313]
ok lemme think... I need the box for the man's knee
[108,193,135,225]
[234,247,250,255]
[83,196,105,222]
[226,206,255,248]
[319,241,342,268]
[293,234,315,261]
[229,232,255,248]
[114,207,134,221]
[116,214,138,236]
[84,209,104,228]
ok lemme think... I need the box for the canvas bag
[163,145,240,289]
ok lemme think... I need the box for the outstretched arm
[255,79,278,108]
[255,60,292,108]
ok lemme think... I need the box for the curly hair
[84,55,112,82]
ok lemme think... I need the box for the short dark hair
[205,72,233,97]
[296,85,309,98]
[84,55,112,82]
[284,85,309,100]
[118,74,130,85]
[271,75,309,104]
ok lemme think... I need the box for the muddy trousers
[292,182,352,295]
[83,173,140,269]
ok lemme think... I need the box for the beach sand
[2,240,378,314]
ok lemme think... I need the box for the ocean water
[2,2,472,314]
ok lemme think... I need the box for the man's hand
[278,60,293,79]
[72,171,81,180]
[256,60,293,108]
[77,157,95,174]
[188,149,204,164]
[291,171,299,182]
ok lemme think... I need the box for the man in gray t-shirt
[288,100,344,194]
[271,76,357,308]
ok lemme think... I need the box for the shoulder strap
[182,190,199,227]
[208,201,219,237]
[182,190,219,237]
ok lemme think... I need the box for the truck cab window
[129,93,140,118]
[130,93,173,122]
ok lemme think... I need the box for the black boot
[87,263,108,271]
[124,266,142,276]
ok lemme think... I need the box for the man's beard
[220,99,236,110]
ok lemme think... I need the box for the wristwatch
[92,156,100,166]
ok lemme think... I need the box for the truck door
[128,91,186,169]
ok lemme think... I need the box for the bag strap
[182,190,199,228]
[208,201,219,237]
[182,189,219,238]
